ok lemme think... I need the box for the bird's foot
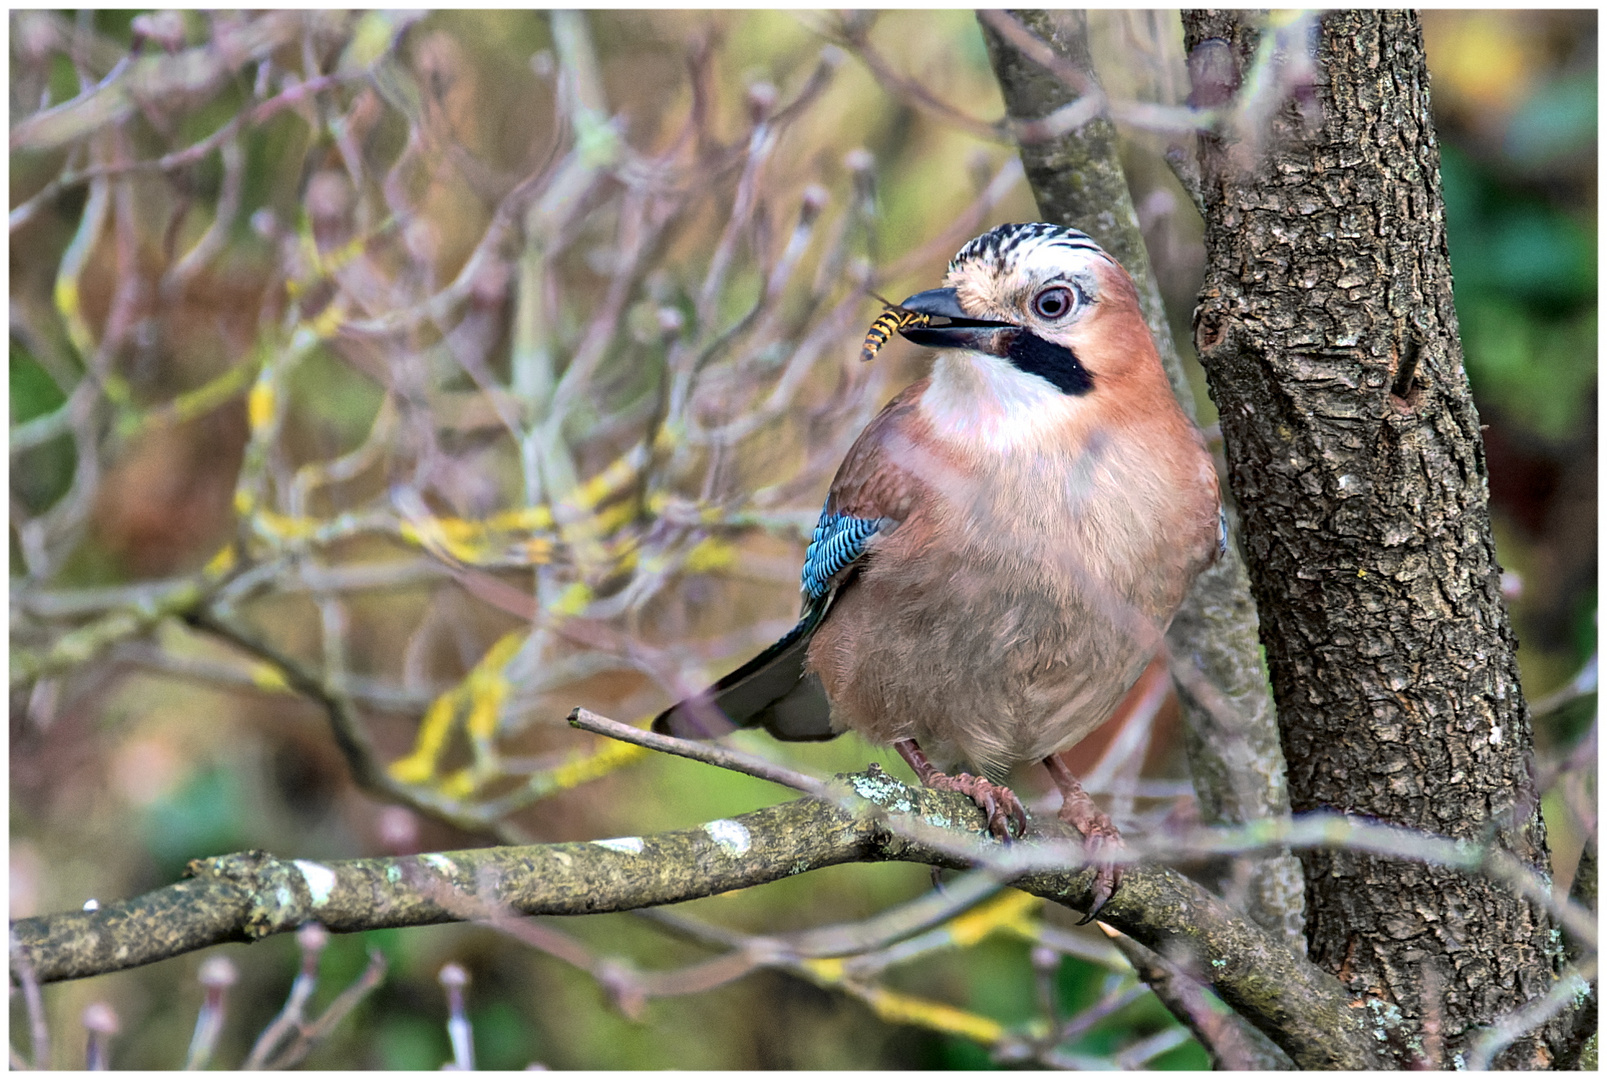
[1062,809,1124,925]
[924,770,1029,841]
[1045,754,1125,923]
[893,738,1027,841]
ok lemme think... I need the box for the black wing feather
[652,595,837,741]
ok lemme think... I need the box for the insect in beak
[859,298,933,363]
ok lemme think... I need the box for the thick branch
[10,771,1380,1069]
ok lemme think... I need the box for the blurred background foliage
[1418,12,1597,871]
[9,9,1595,1070]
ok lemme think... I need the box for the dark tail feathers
[651,599,837,742]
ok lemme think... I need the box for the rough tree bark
[979,9,1305,956]
[1181,9,1566,1068]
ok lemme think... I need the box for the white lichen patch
[1489,725,1502,745]
[1364,996,1405,1042]
[850,774,914,813]
[851,774,897,801]
[385,864,402,884]
[593,836,645,855]
[420,853,458,876]
[294,860,338,906]
[703,819,752,857]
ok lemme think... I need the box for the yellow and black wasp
[859,300,932,363]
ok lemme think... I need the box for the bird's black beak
[895,287,1018,356]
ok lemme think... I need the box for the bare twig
[81,1002,118,1070]
[438,963,474,1069]
[566,707,825,796]
[1529,653,1598,720]
[262,949,387,1070]
[184,956,237,1070]
[244,922,328,1069]
[827,15,1008,143]
[186,607,533,843]
[9,932,51,1069]
[1465,958,1598,1069]
[1102,927,1290,1069]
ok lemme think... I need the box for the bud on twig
[131,11,187,54]
[746,81,778,124]
[377,805,421,854]
[83,1002,119,1070]
[297,921,330,979]
[799,184,830,226]
[656,307,685,340]
[186,956,238,1070]
[439,962,474,1070]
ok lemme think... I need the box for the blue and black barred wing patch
[802,511,886,602]
[650,506,886,743]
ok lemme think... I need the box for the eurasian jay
[656,222,1223,916]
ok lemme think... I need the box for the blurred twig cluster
[12,921,389,1071]
[10,10,1020,828]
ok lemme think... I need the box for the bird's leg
[1043,752,1124,924]
[894,738,1028,841]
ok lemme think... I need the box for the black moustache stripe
[1005,330,1093,396]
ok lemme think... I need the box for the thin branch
[262,949,387,1070]
[185,607,532,844]
[828,16,1008,143]
[1102,927,1291,1069]
[1529,653,1598,720]
[1464,958,1598,1070]
[9,932,50,1069]
[567,707,825,796]
[10,11,309,154]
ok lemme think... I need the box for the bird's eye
[1032,286,1075,320]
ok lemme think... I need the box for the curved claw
[1071,826,1125,924]
[923,771,1028,842]
[1047,755,1125,923]
[1008,798,1029,838]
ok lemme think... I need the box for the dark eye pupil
[1037,289,1069,317]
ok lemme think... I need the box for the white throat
[920,351,1082,455]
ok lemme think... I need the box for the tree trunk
[1182,10,1563,1067]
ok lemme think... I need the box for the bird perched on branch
[655,222,1223,917]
